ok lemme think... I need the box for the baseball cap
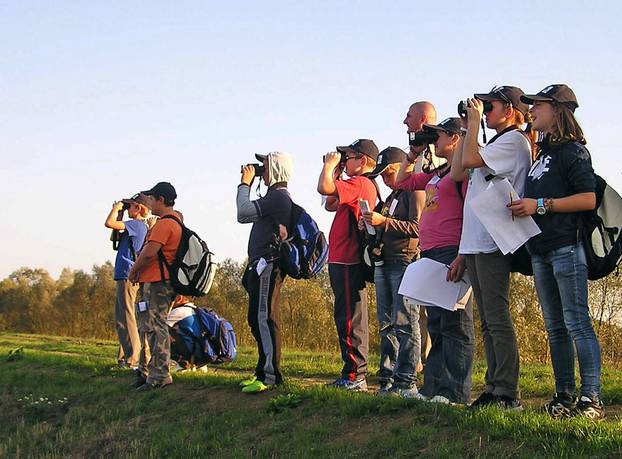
[520,84,579,112]
[369,147,407,177]
[141,182,177,202]
[423,117,463,136]
[336,139,379,162]
[474,85,529,116]
[121,192,149,206]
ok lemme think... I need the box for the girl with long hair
[509,84,603,420]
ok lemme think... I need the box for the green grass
[1,333,621,458]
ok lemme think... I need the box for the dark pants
[420,246,474,404]
[243,260,284,385]
[329,263,369,381]
[465,250,520,399]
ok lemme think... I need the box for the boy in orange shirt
[128,182,182,391]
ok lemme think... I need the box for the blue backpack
[196,308,237,364]
[279,203,328,279]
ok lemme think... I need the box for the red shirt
[328,176,378,264]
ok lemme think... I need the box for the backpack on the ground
[158,215,216,297]
[279,203,329,279]
[581,174,622,280]
[196,307,237,363]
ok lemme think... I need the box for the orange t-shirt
[138,212,183,283]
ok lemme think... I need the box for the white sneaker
[429,395,452,404]
[400,388,426,400]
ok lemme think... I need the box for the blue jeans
[531,243,601,399]
[419,246,474,403]
[374,259,420,388]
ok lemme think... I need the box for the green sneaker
[241,380,271,394]
[239,375,257,387]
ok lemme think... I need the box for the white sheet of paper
[388,199,398,216]
[398,258,472,311]
[467,178,541,255]
[358,199,376,235]
[137,301,147,312]
[256,257,268,275]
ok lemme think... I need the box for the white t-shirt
[459,129,532,254]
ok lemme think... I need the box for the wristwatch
[536,198,547,215]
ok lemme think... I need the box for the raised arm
[462,98,486,169]
[105,202,126,231]
[317,152,342,196]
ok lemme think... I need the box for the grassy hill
[1,333,622,458]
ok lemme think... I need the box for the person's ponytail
[512,110,537,161]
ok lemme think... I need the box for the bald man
[402,101,440,372]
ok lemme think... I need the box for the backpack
[279,203,329,279]
[581,174,622,280]
[158,214,217,297]
[196,307,237,363]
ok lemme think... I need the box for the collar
[487,125,520,145]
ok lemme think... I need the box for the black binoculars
[241,163,266,175]
[457,99,493,119]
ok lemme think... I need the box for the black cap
[121,192,149,206]
[474,85,529,116]
[520,84,579,112]
[336,139,379,162]
[423,117,463,136]
[141,182,177,202]
[369,147,407,177]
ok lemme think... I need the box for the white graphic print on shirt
[529,155,551,181]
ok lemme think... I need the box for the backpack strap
[157,213,183,282]
[361,173,383,205]
[430,165,464,200]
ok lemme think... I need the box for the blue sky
[2,1,621,278]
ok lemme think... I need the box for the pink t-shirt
[395,170,467,252]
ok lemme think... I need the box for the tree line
[1,260,621,364]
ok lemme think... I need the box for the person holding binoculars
[237,152,294,393]
[396,117,473,404]
[318,139,379,392]
[451,86,533,410]
[104,193,150,370]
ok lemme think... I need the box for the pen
[509,192,514,221]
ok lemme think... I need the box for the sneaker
[429,395,452,405]
[399,387,426,400]
[571,396,605,420]
[496,395,523,411]
[327,378,368,392]
[129,378,146,389]
[543,393,576,419]
[469,392,497,409]
[377,382,394,396]
[241,380,272,394]
[239,375,257,387]
[135,381,172,392]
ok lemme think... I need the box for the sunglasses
[342,155,362,162]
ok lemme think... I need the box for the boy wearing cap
[452,86,533,410]
[361,147,420,395]
[128,182,182,391]
[104,194,149,369]
[318,139,379,391]
[237,152,293,393]
[396,118,473,404]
